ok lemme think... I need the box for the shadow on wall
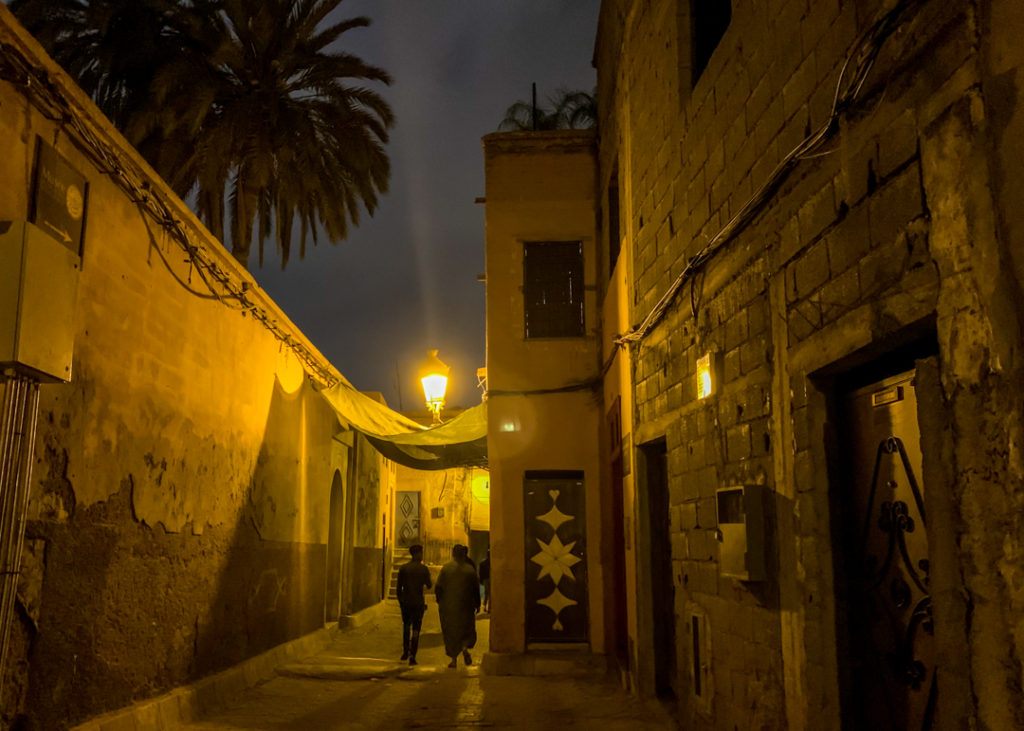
[349,432,383,613]
[16,373,334,729]
[190,377,330,678]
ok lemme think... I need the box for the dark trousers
[401,603,425,656]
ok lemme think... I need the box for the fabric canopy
[315,377,488,470]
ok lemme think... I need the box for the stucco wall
[596,0,1024,728]
[483,132,604,654]
[0,9,374,729]
[394,463,477,566]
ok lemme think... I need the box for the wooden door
[524,471,588,643]
[836,370,935,730]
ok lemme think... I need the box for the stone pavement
[173,598,677,730]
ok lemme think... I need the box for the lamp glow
[419,349,450,424]
[697,352,715,399]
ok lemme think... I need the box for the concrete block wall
[597,0,1024,728]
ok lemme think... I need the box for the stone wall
[596,0,1024,728]
[0,8,380,729]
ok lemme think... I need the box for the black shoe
[409,657,417,666]
[401,652,409,660]
[447,658,457,668]
[463,650,472,666]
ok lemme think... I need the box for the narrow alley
[5,1,1024,729]
[172,601,674,730]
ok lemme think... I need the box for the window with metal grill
[523,241,584,338]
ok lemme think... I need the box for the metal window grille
[523,241,584,339]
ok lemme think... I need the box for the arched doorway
[324,469,344,622]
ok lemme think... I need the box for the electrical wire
[0,36,338,387]
[487,379,600,398]
[483,340,623,398]
[615,0,921,346]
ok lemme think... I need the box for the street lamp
[419,349,450,424]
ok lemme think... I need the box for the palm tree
[12,0,394,270]
[498,86,596,132]
[10,0,188,128]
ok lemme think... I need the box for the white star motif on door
[531,534,581,585]
[537,495,573,531]
[537,587,578,630]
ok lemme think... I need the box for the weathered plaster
[0,8,384,728]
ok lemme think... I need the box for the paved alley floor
[175,599,676,730]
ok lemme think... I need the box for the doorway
[609,453,629,667]
[395,491,421,548]
[606,397,629,673]
[325,470,344,622]
[639,438,676,699]
[524,470,588,643]
[832,369,935,730]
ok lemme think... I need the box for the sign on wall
[30,138,89,257]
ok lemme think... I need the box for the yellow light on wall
[471,470,490,504]
[697,351,716,399]
[419,349,450,424]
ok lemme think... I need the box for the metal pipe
[0,375,41,696]
[0,378,26,685]
[0,377,31,689]
[0,379,22,611]
[0,377,22,690]
[0,378,16,658]
[0,378,19,528]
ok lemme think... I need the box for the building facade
[593,0,1024,728]
[0,8,395,728]
[482,131,609,656]
[484,0,1024,729]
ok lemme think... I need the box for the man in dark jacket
[435,544,480,668]
[396,544,432,665]
[478,550,491,613]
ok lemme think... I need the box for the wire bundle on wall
[616,0,922,346]
[0,34,338,387]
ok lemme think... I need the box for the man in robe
[396,544,432,665]
[435,543,480,668]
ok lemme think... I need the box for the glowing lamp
[697,351,717,400]
[419,349,450,424]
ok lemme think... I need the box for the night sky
[254,1,600,410]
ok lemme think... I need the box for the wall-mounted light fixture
[696,351,718,400]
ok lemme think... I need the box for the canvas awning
[315,377,487,470]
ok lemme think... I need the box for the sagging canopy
[315,378,487,471]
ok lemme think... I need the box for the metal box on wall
[715,484,768,581]
[0,221,80,382]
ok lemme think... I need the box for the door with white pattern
[395,491,420,548]
[524,471,588,643]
